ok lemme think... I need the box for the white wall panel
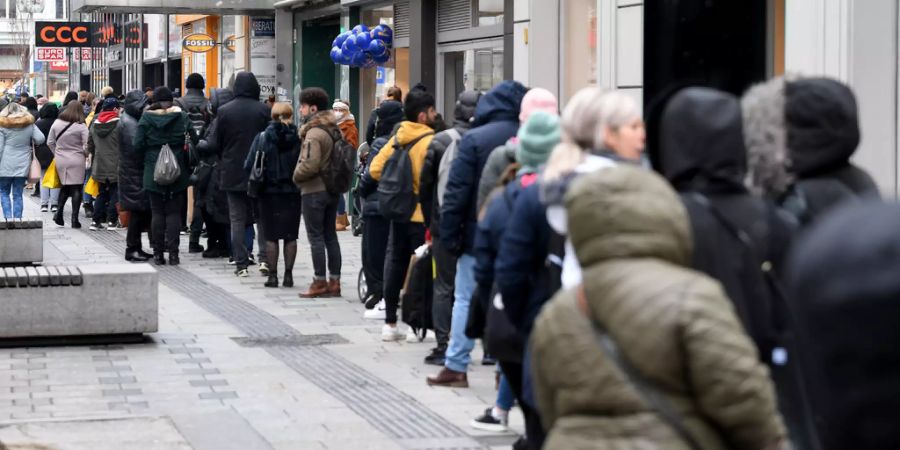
[615,5,642,87]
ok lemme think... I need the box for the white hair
[543,88,641,182]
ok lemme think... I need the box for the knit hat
[517,110,561,172]
[519,87,558,123]
[153,86,173,103]
[186,73,205,90]
[101,97,120,111]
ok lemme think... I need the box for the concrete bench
[0,219,43,265]
[0,263,158,343]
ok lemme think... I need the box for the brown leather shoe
[298,280,329,298]
[426,368,468,388]
[327,279,341,297]
[336,213,349,231]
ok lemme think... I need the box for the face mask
[334,110,346,120]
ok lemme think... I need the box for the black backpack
[319,126,356,195]
[401,247,433,341]
[377,133,433,222]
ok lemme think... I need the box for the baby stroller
[354,142,369,302]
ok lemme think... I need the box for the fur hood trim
[741,75,793,198]
[145,105,183,115]
[300,110,337,139]
[0,113,35,129]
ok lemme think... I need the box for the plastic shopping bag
[41,160,61,189]
[84,177,100,197]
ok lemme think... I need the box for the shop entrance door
[143,63,164,90]
[167,59,182,92]
[299,16,340,102]
[437,39,504,121]
[109,69,123,96]
[79,74,91,92]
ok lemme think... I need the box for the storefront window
[359,6,409,133]
[220,16,236,88]
[563,0,598,101]
[441,44,502,119]
[144,15,165,61]
[168,15,182,58]
[475,0,504,26]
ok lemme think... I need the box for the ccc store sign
[35,21,104,48]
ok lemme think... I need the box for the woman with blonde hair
[244,102,302,288]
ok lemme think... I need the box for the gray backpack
[436,128,462,208]
[153,143,181,186]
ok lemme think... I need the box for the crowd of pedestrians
[1,72,895,450]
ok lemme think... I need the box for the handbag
[578,286,704,450]
[247,146,266,198]
[84,177,100,197]
[28,146,41,183]
[185,131,199,169]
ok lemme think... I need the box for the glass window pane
[475,0,503,27]
[563,0,598,101]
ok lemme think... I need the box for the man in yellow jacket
[368,88,438,341]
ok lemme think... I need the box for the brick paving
[0,194,522,450]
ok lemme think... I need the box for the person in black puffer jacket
[243,103,301,289]
[208,71,270,275]
[195,88,235,259]
[357,99,404,310]
[119,90,153,262]
[417,90,479,365]
[34,103,59,211]
[176,73,212,253]
[743,76,879,226]
[786,201,900,450]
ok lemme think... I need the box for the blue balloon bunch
[331,24,394,68]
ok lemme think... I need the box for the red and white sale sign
[50,61,69,71]
[36,48,65,62]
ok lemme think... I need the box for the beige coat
[530,166,786,450]
[48,119,89,186]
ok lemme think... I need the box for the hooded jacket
[420,90,479,236]
[87,109,121,183]
[118,90,148,211]
[742,76,879,224]
[194,88,235,224]
[336,113,359,150]
[210,72,271,192]
[0,106,44,178]
[245,121,301,195]
[134,104,196,194]
[34,104,58,169]
[440,80,527,254]
[358,100,404,217]
[659,87,796,352]
[531,166,786,450]
[174,87,211,137]
[293,110,339,196]
[786,202,900,450]
[367,120,436,223]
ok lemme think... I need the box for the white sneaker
[381,324,404,342]
[406,328,423,343]
[363,300,386,320]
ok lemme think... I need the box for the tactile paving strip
[84,228,483,449]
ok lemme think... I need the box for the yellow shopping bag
[84,177,100,197]
[41,160,61,189]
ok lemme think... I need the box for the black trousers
[431,236,457,347]
[362,214,390,300]
[201,209,228,251]
[93,181,119,224]
[498,360,546,449]
[56,184,83,220]
[126,210,152,252]
[383,221,425,325]
[149,191,186,254]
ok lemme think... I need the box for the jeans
[497,370,515,411]
[0,177,26,219]
[189,188,204,245]
[92,181,119,224]
[445,253,477,372]
[362,214,390,300]
[126,210,151,252]
[227,192,254,269]
[337,194,346,215]
[39,169,59,207]
[383,220,426,325]
[432,237,457,347]
[149,191,186,254]
[301,191,341,280]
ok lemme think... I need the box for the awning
[71,0,278,15]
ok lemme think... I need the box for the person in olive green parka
[134,86,198,266]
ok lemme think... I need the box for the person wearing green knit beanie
[516,110,561,173]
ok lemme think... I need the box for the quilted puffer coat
[530,166,785,450]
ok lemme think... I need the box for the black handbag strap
[56,121,76,142]
[578,287,704,450]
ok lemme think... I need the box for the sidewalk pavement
[0,193,523,450]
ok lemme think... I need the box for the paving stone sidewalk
[0,195,523,450]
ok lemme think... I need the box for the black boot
[283,271,294,288]
[168,252,180,266]
[153,252,166,265]
[125,250,150,262]
[71,212,81,229]
[137,249,154,259]
[264,274,279,288]
[188,243,204,253]
[52,211,64,227]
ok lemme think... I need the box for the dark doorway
[143,63,164,91]
[301,16,340,102]
[643,0,768,163]
[442,51,465,120]
[79,74,90,92]
[109,69,123,96]
[166,59,182,92]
